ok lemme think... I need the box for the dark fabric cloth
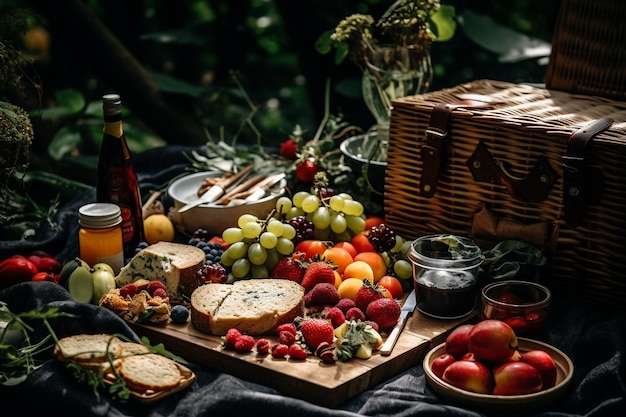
[1,145,625,416]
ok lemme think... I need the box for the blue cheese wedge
[115,242,205,301]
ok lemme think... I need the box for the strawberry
[280,138,298,159]
[354,279,387,312]
[288,344,308,360]
[304,283,340,307]
[224,328,242,349]
[324,306,346,328]
[234,334,256,352]
[335,298,356,314]
[296,159,320,183]
[270,257,305,284]
[300,261,335,292]
[256,338,270,355]
[275,323,297,335]
[271,343,289,358]
[366,298,402,329]
[300,318,335,351]
[278,330,296,346]
[346,307,365,322]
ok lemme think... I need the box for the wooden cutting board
[131,308,475,407]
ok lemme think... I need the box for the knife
[177,164,254,213]
[380,289,417,356]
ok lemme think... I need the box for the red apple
[468,319,519,364]
[521,349,557,389]
[493,361,543,395]
[445,324,474,359]
[431,353,456,379]
[442,359,494,394]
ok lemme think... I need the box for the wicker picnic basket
[384,79,626,309]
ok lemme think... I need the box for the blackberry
[289,215,314,244]
[368,223,396,253]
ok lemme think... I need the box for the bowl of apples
[423,320,574,412]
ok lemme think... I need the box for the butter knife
[178,164,254,213]
[380,289,417,356]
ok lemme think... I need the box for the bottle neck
[103,117,124,138]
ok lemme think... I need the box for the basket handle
[467,141,559,202]
[562,117,613,227]
[421,102,489,197]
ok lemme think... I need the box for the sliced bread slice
[54,334,124,368]
[117,353,182,392]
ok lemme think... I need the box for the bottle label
[120,206,136,244]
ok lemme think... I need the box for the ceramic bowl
[423,338,574,413]
[339,133,386,196]
[480,280,551,336]
[167,171,286,237]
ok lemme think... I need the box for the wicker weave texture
[545,0,626,100]
[386,79,626,309]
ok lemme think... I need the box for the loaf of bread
[117,353,182,392]
[190,279,305,335]
[115,241,205,301]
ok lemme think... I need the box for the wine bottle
[96,93,144,258]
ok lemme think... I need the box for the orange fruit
[365,215,385,230]
[353,251,387,282]
[337,278,365,300]
[322,246,354,275]
[334,241,358,258]
[351,231,375,254]
[342,260,374,282]
[377,275,404,299]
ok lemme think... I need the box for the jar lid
[408,234,483,269]
[78,203,122,229]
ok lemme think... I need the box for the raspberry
[288,344,308,360]
[278,330,296,346]
[119,283,139,298]
[271,343,289,358]
[234,335,255,352]
[346,307,365,322]
[335,298,356,314]
[146,280,166,295]
[324,306,346,328]
[152,287,168,298]
[224,328,242,349]
[275,323,297,335]
[256,338,270,355]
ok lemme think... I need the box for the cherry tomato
[351,231,375,254]
[294,240,330,261]
[377,275,404,299]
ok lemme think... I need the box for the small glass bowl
[480,280,551,335]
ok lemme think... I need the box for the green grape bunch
[221,212,297,280]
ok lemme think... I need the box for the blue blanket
[1,145,625,416]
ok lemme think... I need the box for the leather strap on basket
[420,103,488,197]
[563,117,613,227]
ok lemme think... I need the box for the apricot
[337,278,365,300]
[342,260,375,282]
[353,252,387,282]
[323,246,354,275]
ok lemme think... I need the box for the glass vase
[360,45,433,162]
